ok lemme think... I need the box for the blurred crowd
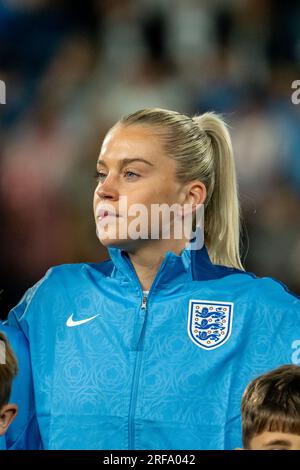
[0,0,300,318]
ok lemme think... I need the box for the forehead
[99,124,167,162]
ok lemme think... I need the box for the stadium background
[0,0,300,319]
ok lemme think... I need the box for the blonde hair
[0,332,18,408]
[119,108,243,270]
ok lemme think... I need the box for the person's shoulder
[30,259,114,289]
[213,265,300,308]
[227,268,300,309]
[253,275,300,306]
[10,260,114,311]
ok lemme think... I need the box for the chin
[97,232,129,249]
[99,238,120,248]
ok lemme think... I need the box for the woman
[7,108,300,450]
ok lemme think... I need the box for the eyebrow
[97,158,154,168]
[264,440,291,447]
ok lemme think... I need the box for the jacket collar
[107,240,231,291]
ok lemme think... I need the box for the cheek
[150,184,179,204]
[93,191,98,212]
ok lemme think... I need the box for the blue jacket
[0,323,41,450]
[6,245,300,449]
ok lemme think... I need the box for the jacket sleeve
[0,317,42,449]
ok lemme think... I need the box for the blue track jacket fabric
[0,323,41,449]
[6,244,300,450]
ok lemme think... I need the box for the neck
[127,238,188,291]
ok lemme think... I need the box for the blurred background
[0,0,300,319]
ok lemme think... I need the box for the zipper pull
[141,295,147,309]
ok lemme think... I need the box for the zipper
[128,293,148,449]
[124,252,171,450]
[141,294,147,310]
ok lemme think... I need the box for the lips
[96,208,120,220]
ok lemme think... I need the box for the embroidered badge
[188,300,234,350]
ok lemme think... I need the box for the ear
[0,404,18,436]
[181,180,207,207]
[177,181,206,219]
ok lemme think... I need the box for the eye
[124,170,140,179]
[94,170,107,182]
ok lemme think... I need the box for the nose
[95,174,119,201]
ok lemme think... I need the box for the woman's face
[93,124,190,250]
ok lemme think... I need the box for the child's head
[241,364,300,450]
[0,331,18,435]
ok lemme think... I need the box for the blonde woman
[7,108,300,450]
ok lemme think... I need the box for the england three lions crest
[188,300,234,350]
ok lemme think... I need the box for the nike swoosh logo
[66,313,100,327]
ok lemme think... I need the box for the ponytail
[193,113,243,270]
